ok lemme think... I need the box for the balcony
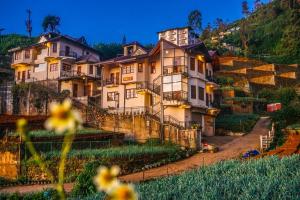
[102,78,120,87]
[163,91,189,107]
[59,50,78,59]
[163,65,188,76]
[12,55,34,67]
[60,70,101,80]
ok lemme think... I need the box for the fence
[260,123,275,151]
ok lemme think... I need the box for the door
[73,84,78,97]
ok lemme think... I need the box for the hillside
[217,0,300,64]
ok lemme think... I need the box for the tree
[42,15,60,33]
[214,18,227,32]
[242,1,251,17]
[200,23,212,41]
[188,10,202,34]
[254,0,263,10]
[93,43,123,60]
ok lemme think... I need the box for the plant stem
[57,131,75,200]
[21,133,55,183]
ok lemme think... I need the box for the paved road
[0,117,270,194]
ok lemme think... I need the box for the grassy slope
[223,0,300,64]
[86,155,300,200]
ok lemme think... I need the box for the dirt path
[0,117,270,194]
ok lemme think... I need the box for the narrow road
[0,117,270,194]
[120,117,270,182]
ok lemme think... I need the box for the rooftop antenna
[25,9,32,38]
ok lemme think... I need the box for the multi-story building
[9,32,101,104]
[99,27,219,136]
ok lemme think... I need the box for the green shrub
[26,144,185,182]
[83,155,300,200]
[216,114,260,132]
[0,189,58,200]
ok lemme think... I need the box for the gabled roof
[76,54,99,64]
[8,32,99,55]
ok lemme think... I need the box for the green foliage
[0,34,36,55]
[224,97,266,103]
[0,189,58,200]
[221,0,300,64]
[31,144,181,160]
[216,114,260,132]
[84,155,300,200]
[70,144,186,197]
[9,128,109,137]
[42,15,60,32]
[258,87,297,106]
[216,76,234,86]
[188,10,202,34]
[93,43,123,60]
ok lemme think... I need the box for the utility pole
[25,9,32,38]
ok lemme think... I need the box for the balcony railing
[102,78,120,86]
[60,70,101,79]
[163,65,188,75]
[59,50,78,59]
[163,91,188,102]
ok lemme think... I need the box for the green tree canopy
[42,15,60,33]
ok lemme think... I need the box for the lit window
[50,63,58,72]
[138,63,143,72]
[126,89,137,99]
[151,62,156,74]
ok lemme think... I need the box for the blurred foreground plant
[94,166,138,200]
[17,99,138,200]
[17,99,82,200]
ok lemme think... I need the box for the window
[77,66,81,74]
[122,66,134,74]
[138,63,143,72]
[126,89,137,99]
[198,61,204,74]
[191,85,196,99]
[151,62,156,74]
[107,92,118,101]
[50,63,58,72]
[17,71,21,80]
[52,43,57,53]
[190,57,195,71]
[96,66,101,76]
[21,71,26,81]
[24,49,30,59]
[198,87,204,100]
[15,51,21,60]
[89,65,94,74]
[27,70,31,79]
[62,64,71,71]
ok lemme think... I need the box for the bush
[84,155,300,200]
[216,114,260,132]
[0,189,58,200]
[26,144,185,182]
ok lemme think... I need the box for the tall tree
[254,0,263,10]
[242,1,251,17]
[25,9,32,38]
[188,10,202,34]
[214,18,227,32]
[200,23,212,41]
[42,15,60,33]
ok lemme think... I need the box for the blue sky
[0,0,268,44]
